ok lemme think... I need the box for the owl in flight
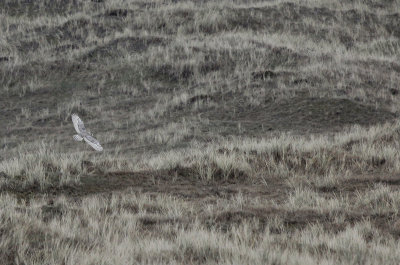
[71,114,103,151]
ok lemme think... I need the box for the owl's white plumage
[72,114,86,134]
[71,114,103,151]
[73,134,83,141]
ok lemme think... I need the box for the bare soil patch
[3,165,400,238]
[200,95,396,136]
[317,174,400,194]
[0,166,288,202]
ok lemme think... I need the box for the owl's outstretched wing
[71,114,86,134]
[83,134,103,152]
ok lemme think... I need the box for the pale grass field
[2,122,400,264]
[1,0,400,264]
[2,121,400,186]
[2,191,400,265]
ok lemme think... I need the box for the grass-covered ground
[1,0,400,264]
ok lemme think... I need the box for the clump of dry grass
[1,190,400,265]
[125,121,400,182]
[0,141,83,188]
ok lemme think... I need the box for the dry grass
[1,0,400,264]
[2,189,400,264]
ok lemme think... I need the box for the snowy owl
[71,113,103,151]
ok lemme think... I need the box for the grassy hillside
[1,0,400,264]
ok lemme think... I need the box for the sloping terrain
[1,0,400,264]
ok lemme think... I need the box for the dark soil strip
[0,166,288,202]
[3,167,400,238]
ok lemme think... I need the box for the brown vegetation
[1,0,400,264]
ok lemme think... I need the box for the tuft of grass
[0,141,83,188]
